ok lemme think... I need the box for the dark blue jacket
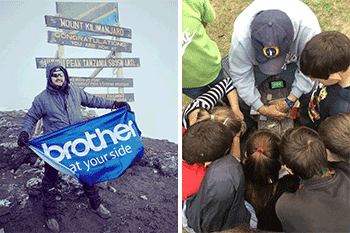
[307,83,350,130]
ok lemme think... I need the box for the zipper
[62,93,72,125]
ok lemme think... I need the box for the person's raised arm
[182,77,237,128]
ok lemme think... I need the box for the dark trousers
[42,163,102,218]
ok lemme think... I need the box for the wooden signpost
[70,77,133,88]
[36,2,138,103]
[47,31,132,52]
[45,15,132,38]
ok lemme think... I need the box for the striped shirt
[182,77,235,129]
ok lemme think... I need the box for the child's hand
[188,108,200,126]
[227,89,244,121]
[237,121,247,137]
[233,108,244,122]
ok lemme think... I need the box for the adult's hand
[17,131,29,147]
[112,101,131,112]
[270,94,298,113]
[258,105,288,120]
[269,98,291,113]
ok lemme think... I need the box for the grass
[182,0,350,108]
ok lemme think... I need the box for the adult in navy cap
[228,0,321,128]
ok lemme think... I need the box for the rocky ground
[0,109,178,233]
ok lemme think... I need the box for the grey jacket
[276,162,350,232]
[228,0,321,110]
[22,61,114,136]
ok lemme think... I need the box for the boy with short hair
[276,126,350,232]
[300,31,350,130]
[182,120,251,233]
[319,112,350,162]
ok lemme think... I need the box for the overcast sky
[0,0,179,143]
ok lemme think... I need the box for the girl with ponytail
[243,129,299,232]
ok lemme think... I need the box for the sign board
[47,31,132,52]
[94,93,134,102]
[70,77,133,88]
[56,2,119,36]
[36,58,140,69]
[45,15,131,38]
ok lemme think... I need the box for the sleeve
[21,98,43,136]
[228,37,263,110]
[78,87,115,109]
[201,0,216,23]
[329,86,350,117]
[292,25,321,98]
[182,77,234,129]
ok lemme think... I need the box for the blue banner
[29,107,144,185]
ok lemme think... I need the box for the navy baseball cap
[251,10,294,75]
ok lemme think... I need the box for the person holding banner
[17,61,130,233]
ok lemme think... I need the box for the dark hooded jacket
[22,61,114,135]
[186,155,251,233]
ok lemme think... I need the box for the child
[182,76,243,131]
[242,129,299,232]
[182,76,245,159]
[276,126,350,232]
[300,31,350,130]
[182,119,234,201]
[182,120,251,233]
[318,112,350,162]
[182,106,243,202]
[197,106,244,159]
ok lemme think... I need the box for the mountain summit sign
[36,2,139,103]
[47,31,132,52]
[36,58,140,68]
[45,15,132,38]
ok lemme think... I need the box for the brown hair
[243,129,282,213]
[182,120,234,165]
[319,113,350,161]
[280,126,328,180]
[300,31,350,80]
[197,106,242,137]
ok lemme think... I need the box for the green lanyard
[299,168,335,189]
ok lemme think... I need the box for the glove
[112,101,131,112]
[17,131,29,147]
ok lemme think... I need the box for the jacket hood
[46,61,70,93]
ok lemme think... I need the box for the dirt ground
[2,147,178,233]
